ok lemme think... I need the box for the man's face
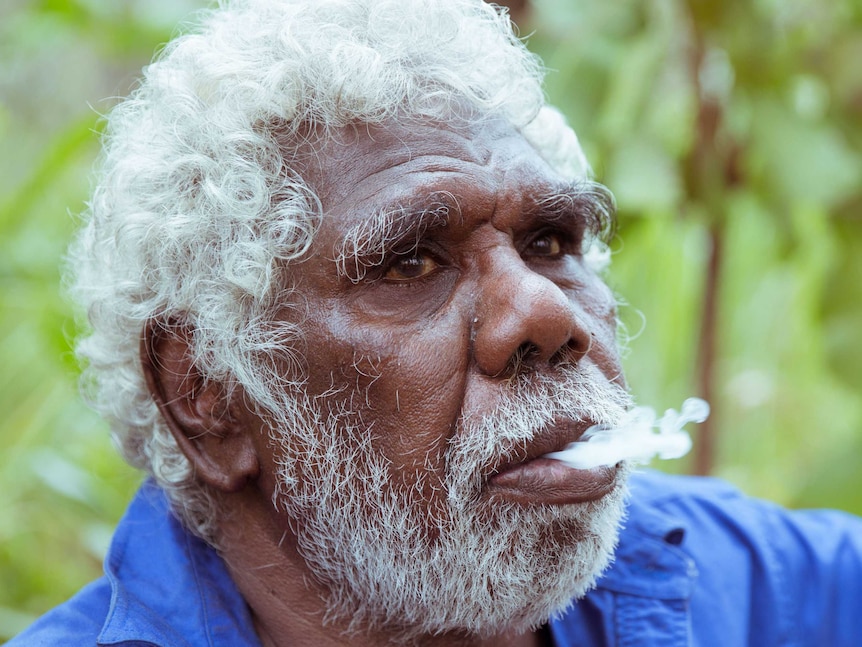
[264,117,632,637]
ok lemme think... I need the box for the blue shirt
[10,471,862,646]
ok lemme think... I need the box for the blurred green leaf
[749,98,862,209]
[607,138,683,213]
[1,0,861,640]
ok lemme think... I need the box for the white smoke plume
[543,398,710,469]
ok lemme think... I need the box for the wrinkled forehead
[291,117,567,229]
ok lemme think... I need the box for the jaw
[282,441,630,640]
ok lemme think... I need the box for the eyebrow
[332,179,616,283]
[530,180,617,244]
[334,191,460,283]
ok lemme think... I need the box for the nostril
[516,342,540,362]
[506,342,540,376]
[549,346,567,367]
[550,334,593,367]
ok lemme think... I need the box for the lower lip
[485,458,618,505]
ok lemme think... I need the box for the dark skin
[142,117,624,646]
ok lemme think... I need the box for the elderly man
[10,0,862,645]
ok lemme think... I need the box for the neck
[213,487,546,647]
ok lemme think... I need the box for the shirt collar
[97,480,261,647]
[588,470,697,600]
[98,473,693,645]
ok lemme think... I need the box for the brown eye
[527,232,563,257]
[384,252,439,281]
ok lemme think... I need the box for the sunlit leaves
[0,0,860,640]
[0,1,177,640]
[529,0,862,500]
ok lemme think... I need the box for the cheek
[575,279,625,385]
[302,305,471,474]
[581,280,618,338]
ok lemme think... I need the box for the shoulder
[5,577,111,646]
[625,470,862,646]
[628,468,744,506]
[627,469,862,585]
[7,480,260,647]
[622,469,758,552]
[628,469,862,552]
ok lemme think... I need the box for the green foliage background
[1,0,860,640]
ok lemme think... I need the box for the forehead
[298,117,566,232]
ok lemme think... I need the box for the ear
[140,319,260,492]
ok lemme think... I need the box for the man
[10,0,862,645]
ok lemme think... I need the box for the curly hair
[66,0,597,542]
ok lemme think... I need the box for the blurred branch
[683,4,744,476]
[489,0,530,31]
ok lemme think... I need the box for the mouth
[484,418,620,505]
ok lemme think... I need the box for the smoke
[268,362,634,639]
[543,398,710,470]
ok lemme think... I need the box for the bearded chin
[270,366,633,642]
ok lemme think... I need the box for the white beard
[270,363,633,642]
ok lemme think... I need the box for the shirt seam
[186,529,216,647]
[98,521,128,646]
[764,508,795,647]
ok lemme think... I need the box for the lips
[485,418,619,505]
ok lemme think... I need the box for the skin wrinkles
[276,116,623,515]
[144,115,631,647]
[336,199,459,284]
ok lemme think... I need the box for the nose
[473,251,592,377]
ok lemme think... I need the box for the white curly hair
[67,0,601,542]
